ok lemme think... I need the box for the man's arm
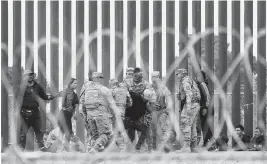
[61,89,68,109]
[37,83,53,100]
[79,84,86,118]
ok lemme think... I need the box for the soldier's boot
[116,132,126,151]
[93,134,109,152]
[175,140,191,153]
[191,139,207,153]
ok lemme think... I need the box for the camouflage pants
[180,103,200,149]
[148,110,169,150]
[85,114,112,152]
[113,105,126,150]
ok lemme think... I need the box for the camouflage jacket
[145,84,173,113]
[124,78,149,96]
[79,81,117,117]
[110,86,132,108]
[176,76,200,110]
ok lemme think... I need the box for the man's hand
[73,113,77,120]
[47,95,54,100]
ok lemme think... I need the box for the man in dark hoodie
[19,70,54,150]
[232,125,251,151]
[123,67,151,151]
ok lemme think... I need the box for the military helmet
[92,72,104,78]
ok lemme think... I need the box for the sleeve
[182,78,193,110]
[104,88,120,116]
[61,89,67,108]
[79,84,86,113]
[37,83,50,100]
[200,82,211,107]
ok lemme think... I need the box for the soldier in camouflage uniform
[123,67,152,151]
[176,69,201,153]
[123,67,134,83]
[144,71,173,151]
[79,72,119,153]
[109,78,132,151]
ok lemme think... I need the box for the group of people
[18,67,266,153]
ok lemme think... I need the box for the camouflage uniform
[79,72,118,153]
[144,71,173,151]
[109,78,132,150]
[176,69,201,151]
[123,73,152,150]
[123,67,134,86]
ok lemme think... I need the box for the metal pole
[218,1,228,136]
[244,1,254,137]
[257,1,266,132]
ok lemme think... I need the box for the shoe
[88,148,97,153]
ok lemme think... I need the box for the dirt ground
[2,151,267,164]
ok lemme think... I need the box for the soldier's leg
[94,116,112,151]
[180,109,192,149]
[86,118,98,152]
[115,115,126,150]
[158,112,169,148]
[190,104,200,151]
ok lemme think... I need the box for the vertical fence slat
[244,1,254,136]
[115,1,124,82]
[25,1,34,71]
[257,1,266,132]
[97,1,102,73]
[128,1,136,68]
[153,1,162,76]
[205,1,215,129]
[192,1,201,77]
[123,0,128,78]
[140,1,149,80]
[218,1,228,136]
[13,0,21,147]
[110,1,115,79]
[76,1,85,143]
[1,1,9,150]
[50,1,59,115]
[149,0,153,82]
[89,1,97,78]
[102,1,110,86]
[231,1,241,131]
[37,1,46,139]
[63,1,72,87]
[179,1,188,69]
[166,1,175,95]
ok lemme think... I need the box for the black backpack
[197,82,210,107]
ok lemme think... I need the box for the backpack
[197,82,210,107]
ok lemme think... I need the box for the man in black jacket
[19,70,54,150]
[232,125,251,151]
